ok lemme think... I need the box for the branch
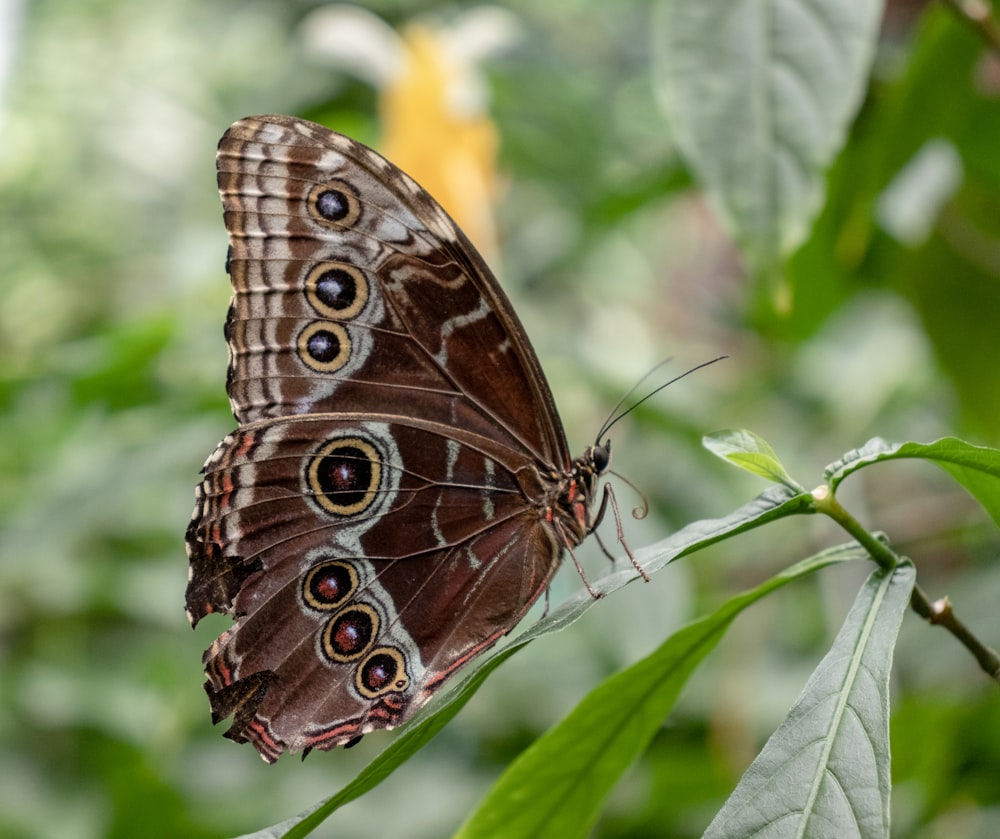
[909,587,1000,682]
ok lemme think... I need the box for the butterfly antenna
[596,355,729,443]
[595,358,674,444]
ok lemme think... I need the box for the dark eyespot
[316,189,350,221]
[307,436,382,517]
[316,268,356,310]
[356,647,409,698]
[302,560,358,611]
[297,321,350,372]
[306,328,339,363]
[314,445,373,508]
[307,180,361,228]
[305,262,369,320]
[321,605,379,662]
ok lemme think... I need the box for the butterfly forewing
[217,115,568,464]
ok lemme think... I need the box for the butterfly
[185,115,638,762]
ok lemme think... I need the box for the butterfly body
[186,116,608,761]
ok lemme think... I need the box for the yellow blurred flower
[301,5,520,262]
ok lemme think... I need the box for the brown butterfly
[185,115,638,762]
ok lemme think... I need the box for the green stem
[810,485,898,572]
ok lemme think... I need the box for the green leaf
[825,437,1000,528]
[703,429,804,490]
[653,0,884,276]
[703,561,915,839]
[456,544,869,839]
[243,487,816,837]
[638,484,814,576]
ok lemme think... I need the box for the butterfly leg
[592,529,617,566]
[592,483,650,582]
[564,540,603,599]
[539,586,552,619]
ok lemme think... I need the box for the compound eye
[591,442,611,473]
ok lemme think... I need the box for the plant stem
[812,484,1000,684]
[909,588,1000,682]
[810,485,897,572]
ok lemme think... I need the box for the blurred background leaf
[1,1,999,837]
[655,0,885,284]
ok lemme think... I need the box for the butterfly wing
[187,415,562,760]
[218,115,569,465]
[187,116,576,760]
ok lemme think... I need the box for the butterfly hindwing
[187,414,561,758]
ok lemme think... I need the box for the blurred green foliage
[1,1,999,837]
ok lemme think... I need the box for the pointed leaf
[703,561,915,839]
[456,544,869,839]
[654,0,884,274]
[704,429,804,490]
[825,437,1000,528]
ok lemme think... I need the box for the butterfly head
[570,440,611,496]
[587,440,611,477]
[570,440,612,516]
